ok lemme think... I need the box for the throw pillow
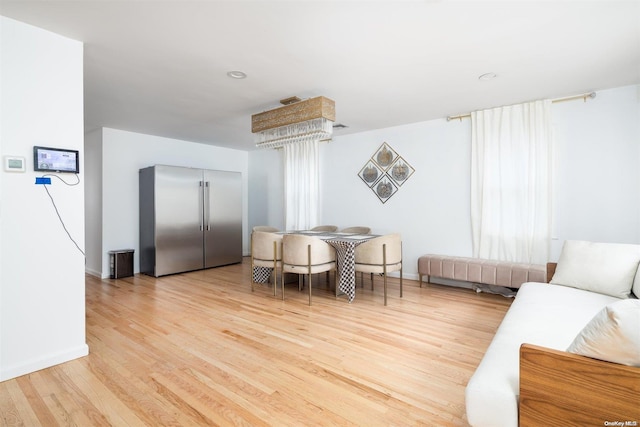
[567,299,640,367]
[551,240,640,298]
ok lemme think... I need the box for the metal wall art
[358,142,414,203]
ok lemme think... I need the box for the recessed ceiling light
[478,72,497,81]
[227,70,247,79]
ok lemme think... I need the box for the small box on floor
[109,249,134,279]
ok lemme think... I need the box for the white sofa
[465,241,640,427]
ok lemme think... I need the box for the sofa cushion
[567,299,640,367]
[550,240,640,298]
[465,282,619,427]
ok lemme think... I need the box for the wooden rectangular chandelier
[251,96,335,148]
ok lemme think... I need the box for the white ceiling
[2,1,639,151]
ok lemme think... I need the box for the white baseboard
[0,343,89,382]
[85,267,102,277]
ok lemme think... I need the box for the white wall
[96,128,249,277]
[248,120,473,281]
[84,128,102,276]
[322,118,473,280]
[249,84,640,280]
[551,85,640,258]
[248,148,285,231]
[0,17,88,381]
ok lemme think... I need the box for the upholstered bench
[417,255,547,289]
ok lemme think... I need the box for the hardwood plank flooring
[1,257,512,426]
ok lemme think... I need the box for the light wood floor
[1,257,512,426]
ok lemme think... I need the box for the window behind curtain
[470,99,552,264]
[283,139,319,231]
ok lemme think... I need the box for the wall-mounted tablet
[34,146,80,173]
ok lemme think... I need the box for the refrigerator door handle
[199,181,204,231]
[205,181,211,231]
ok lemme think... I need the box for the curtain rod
[446,91,597,122]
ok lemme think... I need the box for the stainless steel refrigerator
[139,165,242,277]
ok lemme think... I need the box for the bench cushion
[418,255,545,288]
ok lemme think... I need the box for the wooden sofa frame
[518,263,640,426]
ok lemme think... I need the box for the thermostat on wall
[4,156,26,172]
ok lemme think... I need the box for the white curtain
[283,139,320,230]
[470,100,552,264]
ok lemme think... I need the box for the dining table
[252,230,377,303]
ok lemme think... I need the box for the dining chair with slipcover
[340,226,371,234]
[251,231,283,298]
[354,233,403,306]
[252,225,280,232]
[310,225,338,232]
[282,234,337,305]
